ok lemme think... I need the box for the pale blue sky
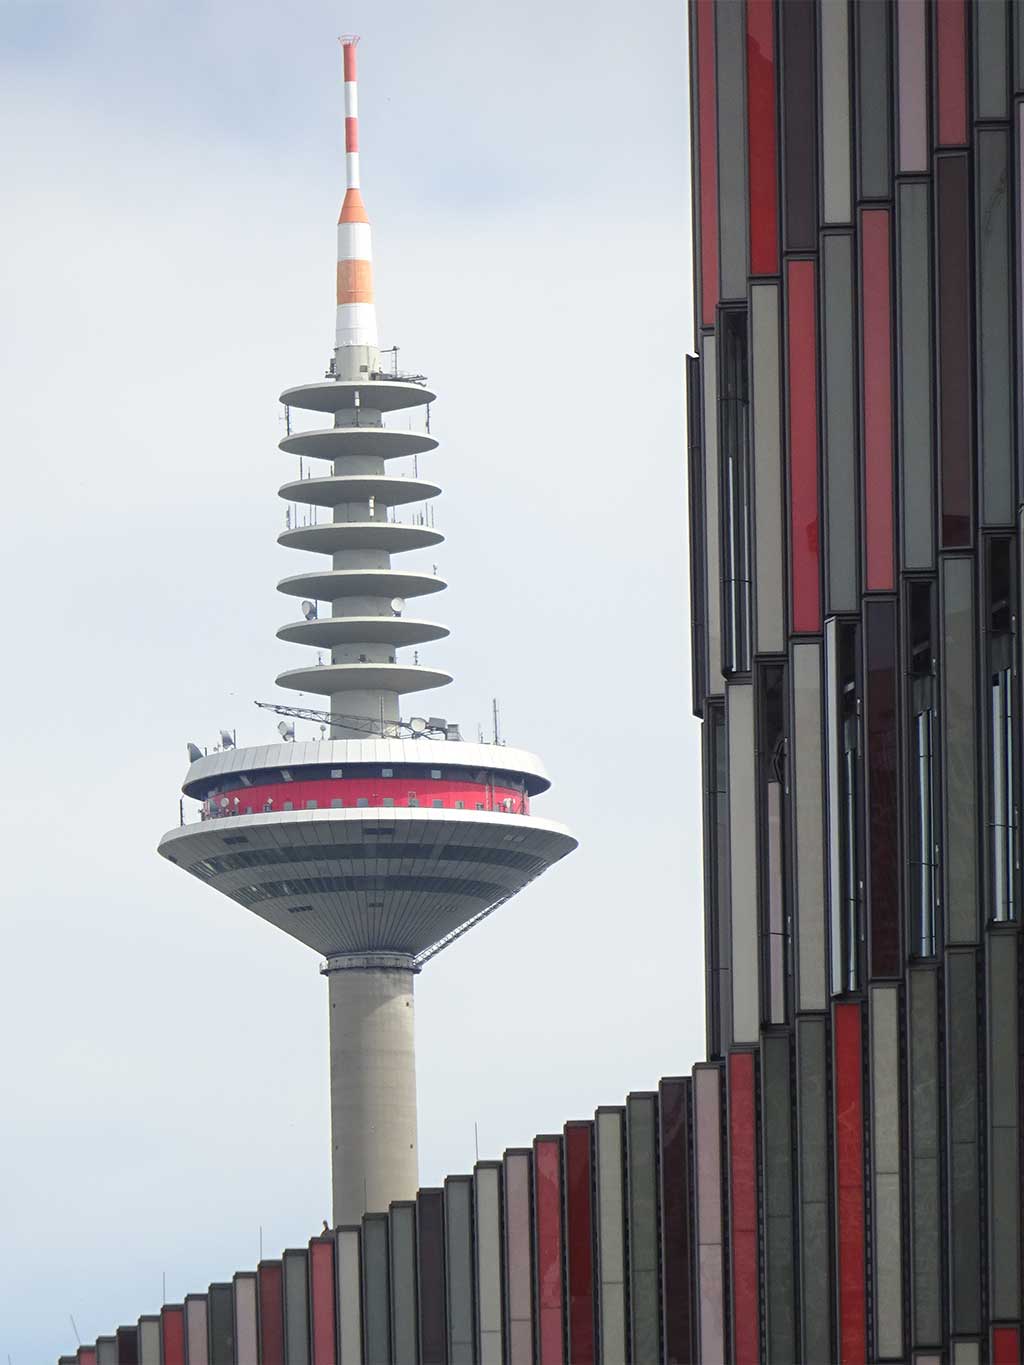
[0,2,695,1356]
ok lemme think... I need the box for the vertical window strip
[721,311,752,674]
[760,663,789,1026]
[865,600,900,976]
[936,155,973,547]
[988,538,1017,922]
[751,283,785,653]
[860,210,895,591]
[746,0,779,274]
[786,259,821,633]
[703,338,724,692]
[696,0,719,327]
[694,1066,725,1364]
[935,0,968,146]
[896,0,929,173]
[827,619,862,993]
[908,582,938,957]
[687,353,707,713]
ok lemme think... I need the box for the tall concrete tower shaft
[158,40,576,1227]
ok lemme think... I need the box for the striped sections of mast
[336,37,378,357]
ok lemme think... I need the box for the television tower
[157,39,576,1226]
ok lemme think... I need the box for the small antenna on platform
[492,698,501,745]
[474,1121,479,1162]
[69,1314,81,1345]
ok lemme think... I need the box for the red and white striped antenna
[335,35,377,363]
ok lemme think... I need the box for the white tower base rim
[322,951,419,975]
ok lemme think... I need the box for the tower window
[908,582,937,955]
[720,310,751,675]
[988,539,1016,922]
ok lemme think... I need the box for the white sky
[0,1,697,1354]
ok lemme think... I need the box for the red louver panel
[787,258,821,632]
[534,1137,565,1365]
[936,0,967,146]
[310,1238,338,1365]
[834,1003,867,1363]
[258,1261,286,1365]
[728,1052,758,1365]
[160,1307,185,1365]
[77,1352,97,1365]
[564,1122,596,1365]
[746,0,778,275]
[860,209,894,591]
[696,0,719,326]
[993,1326,1022,1364]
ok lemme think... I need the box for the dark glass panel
[936,155,973,546]
[780,0,818,250]
[865,601,900,976]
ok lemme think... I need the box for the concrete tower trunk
[326,958,419,1224]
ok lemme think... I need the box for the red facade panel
[834,1003,867,1364]
[257,1261,285,1365]
[76,1352,97,1365]
[160,1307,185,1365]
[860,209,894,591]
[935,0,967,146]
[993,1326,1022,1364]
[564,1122,596,1365]
[728,1052,758,1365]
[786,258,821,632]
[696,0,719,326]
[534,1136,565,1365]
[746,0,778,275]
[309,1237,338,1365]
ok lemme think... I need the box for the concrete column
[325,954,419,1225]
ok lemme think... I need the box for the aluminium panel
[473,1163,505,1365]
[185,1296,209,1365]
[746,0,779,273]
[207,1284,234,1365]
[257,1263,285,1365]
[796,1016,832,1364]
[308,1239,336,1365]
[231,1276,256,1365]
[532,1137,564,1365]
[865,600,900,976]
[935,0,968,145]
[936,154,973,547]
[907,967,942,1347]
[116,1327,139,1365]
[727,683,760,1042]
[714,0,749,298]
[97,1340,117,1365]
[791,642,827,1010]
[415,1192,446,1365]
[702,337,724,695]
[975,0,1009,117]
[595,1109,627,1365]
[362,1216,391,1365]
[897,0,928,171]
[819,0,852,223]
[780,0,819,250]
[502,1153,534,1365]
[727,1052,759,1364]
[282,1250,310,1365]
[860,209,895,591]
[987,932,1020,1321]
[162,1310,186,1365]
[694,0,719,327]
[945,948,981,1334]
[389,1203,418,1365]
[896,181,935,570]
[658,1078,695,1364]
[693,1065,725,1365]
[761,1033,796,1364]
[975,127,1014,527]
[562,1127,595,1365]
[334,1229,363,1365]
[626,1094,660,1365]
[941,558,979,943]
[869,985,904,1359]
[445,1175,475,1365]
[751,283,785,654]
[855,0,892,198]
[821,233,860,615]
[833,1003,867,1363]
[787,258,822,632]
[135,1323,156,1365]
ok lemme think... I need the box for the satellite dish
[187,742,203,763]
[301,600,317,621]
[390,597,405,616]
[277,719,296,741]
[409,716,428,734]
[220,729,235,749]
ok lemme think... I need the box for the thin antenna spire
[335,36,378,364]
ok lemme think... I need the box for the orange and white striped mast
[335,36,378,379]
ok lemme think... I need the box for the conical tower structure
[157,39,576,1226]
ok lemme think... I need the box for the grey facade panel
[976,127,1014,527]
[715,0,748,299]
[283,1251,310,1365]
[855,0,892,199]
[137,1321,159,1365]
[792,643,828,1011]
[474,1164,504,1365]
[503,1151,534,1365]
[946,949,981,1335]
[728,683,760,1042]
[870,985,904,1359]
[761,1033,796,1364]
[975,0,1009,118]
[796,1016,832,1363]
[707,704,733,1056]
[626,1093,661,1365]
[335,1228,363,1365]
[445,1176,475,1365]
[941,558,979,943]
[362,1216,391,1365]
[822,233,860,613]
[908,967,942,1348]
[703,338,724,695]
[751,283,785,654]
[820,0,852,223]
[595,1108,627,1365]
[694,1065,725,1365]
[389,1204,418,1365]
[897,180,935,569]
[987,932,1020,1321]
